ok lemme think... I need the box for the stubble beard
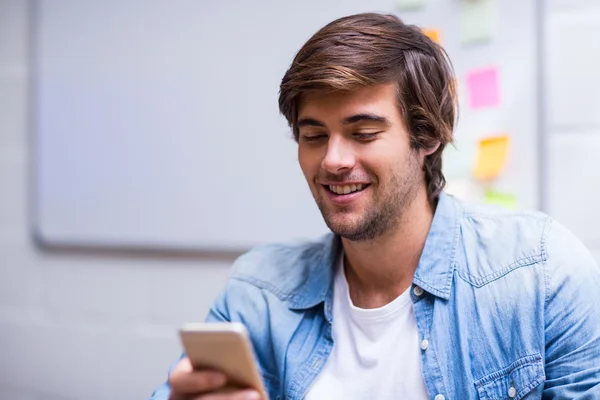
[315,153,422,242]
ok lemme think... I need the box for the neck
[341,189,436,308]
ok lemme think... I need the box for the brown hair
[279,12,457,203]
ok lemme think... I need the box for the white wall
[0,1,231,399]
[2,1,599,400]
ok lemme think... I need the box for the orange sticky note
[423,29,441,44]
[473,135,510,180]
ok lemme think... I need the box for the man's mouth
[324,183,370,195]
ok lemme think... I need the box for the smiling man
[296,86,429,245]
[150,13,600,400]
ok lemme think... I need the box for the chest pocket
[474,354,545,400]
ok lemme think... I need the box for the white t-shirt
[305,255,429,400]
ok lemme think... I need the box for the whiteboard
[543,0,600,250]
[33,0,539,251]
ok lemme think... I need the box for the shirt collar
[286,233,340,312]
[412,191,460,300]
[287,191,459,310]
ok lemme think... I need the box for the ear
[422,141,441,157]
[418,141,441,168]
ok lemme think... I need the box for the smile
[325,184,370,195]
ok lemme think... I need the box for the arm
[542,220,600,399]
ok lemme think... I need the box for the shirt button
[413,286,424,297]
[508,386,517,398]
[420,339,429,350]
[434,395,445,400]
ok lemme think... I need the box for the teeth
[328,184,366,195]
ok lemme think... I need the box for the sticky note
[484,189,517,210]
[467,67,500,109]
[473,135,510,180]
[443,139,476,180]
[423,29,441,44]
[460,0,495,44]
[445,178,480,202]
[397,0,425,10]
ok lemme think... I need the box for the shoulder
[543,218,600,300]
[457,197,550,241]
[454,197,598,288]
[453,198,552,286]
[226,232,338,302]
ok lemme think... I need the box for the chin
[324,215,363,236]
[331,226,376,242]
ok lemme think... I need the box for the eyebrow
[296,114,391,129]
[342,113,391,126]
[296,118,326,128]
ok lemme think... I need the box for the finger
[168,358,227,394]
[192,389,262,400]
[170,370,227,394]
[167,392,187,400]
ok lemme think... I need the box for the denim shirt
[150,192,600,400]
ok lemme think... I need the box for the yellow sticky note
[484,189,517,210]
[423,29,441,44]
[397,0,425,10]
[460,0,496,44]
[473,135,509,180]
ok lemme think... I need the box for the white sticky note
[397,0,425,11]
[460,0,496,44]
[442,140,477,180]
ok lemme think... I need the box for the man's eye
[353,132,380,140]
[302,134,327,142]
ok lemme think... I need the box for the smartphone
[179,322,268,398]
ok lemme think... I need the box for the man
[150,13,600,400]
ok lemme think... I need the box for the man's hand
[167,357,262,400]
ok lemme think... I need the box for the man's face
[297,83,427,241]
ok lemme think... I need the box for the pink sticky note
[466,67,500,109]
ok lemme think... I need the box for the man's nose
[321,135,355,173]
